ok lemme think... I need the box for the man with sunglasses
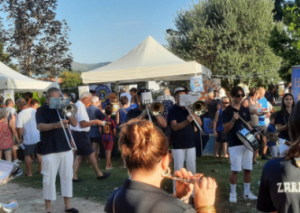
[213,96,230,164]
[223,86,257,203]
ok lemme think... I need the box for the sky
[55,0,193,64]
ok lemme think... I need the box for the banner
[3,90,14,103]
[198,78,221,101]
[292,66,300,101]
[203,117,214,135]
[95,84,111,109]
[190,76,204,93]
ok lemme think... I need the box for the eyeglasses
[236,94,245,98]
[222,102,230,104]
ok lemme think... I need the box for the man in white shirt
[120,88,131,105]
[16,98,41,176]
[72,92,110,182]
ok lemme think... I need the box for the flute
[164,175,202,184]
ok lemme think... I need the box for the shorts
[0,147,12,151]
[229,145,253,172]
[24,142,41,156]
[72,131,94,156]
[269,145,279,158]
[216,131,227,143]
[90,137,102,144]
[102,141,114,151]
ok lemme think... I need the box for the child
[100,105,116,170]
[266,113,279,158]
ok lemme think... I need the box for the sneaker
[261,155,270,160]
[253,161,260,165]
[13,159,21,163]
[229,193,237,203]
[243,191,257,200]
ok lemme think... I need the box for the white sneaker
[229,193,237,203]
[243,191,257,200]
[13,159,21,163]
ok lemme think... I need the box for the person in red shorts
[100,105,116,170]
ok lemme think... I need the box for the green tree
[60,71,82,88]
[0,0,73,77]
[269,1,300,82]
[166,0,282,88]
[0,42,18,71]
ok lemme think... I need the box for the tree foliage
[0,0,72,77]
[60,70,82,89]
[0,42,18,70]
[269,0,300,82]
[166,0,282,88]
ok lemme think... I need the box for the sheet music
[179,94,190,106]
[0,160,19,185]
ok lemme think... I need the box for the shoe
[72,178,83,183]
[261,155,270,160]
[243,191,257,200]
[229,193,237,203]
[97,172,111,180]
[13,159,21,163]
[65,208,79,213]
[253,161,260,165]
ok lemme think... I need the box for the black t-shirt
[36,104,72,155]
[207,99,220,120]
[222,105,251,147]
[126,108,157,125]
[275,110,290,141]
[167,104,195,149]
[257,157,300,213]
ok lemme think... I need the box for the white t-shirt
[120,92,131,105]
[70,100,90,132]
[16,108,40,145]
[265,102,273,127]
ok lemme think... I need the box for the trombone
[143,100,165,122]
[185,101,207,135]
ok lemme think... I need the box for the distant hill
[72,61,110,72]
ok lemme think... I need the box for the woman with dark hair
[257,100,300,213]
[275,93,294,157]
[130,94,139,109]
[116,96,132,126]
[105,120,217,213]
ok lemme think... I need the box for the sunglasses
[223,102,230,104]
[236,94,245,98]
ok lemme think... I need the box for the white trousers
[279,138,289,157]
[172,148,196,193]
[42,150,73,200]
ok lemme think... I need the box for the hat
[137,89,150,96]
[174,87,187,95]
[108,93,118,101]
[207,87,214,94]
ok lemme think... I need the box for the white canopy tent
[0,61,57,92]
[81,36,211,84]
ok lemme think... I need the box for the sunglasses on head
[223,102,230,104]
[236,94,245,98]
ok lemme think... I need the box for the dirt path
[0,183,105,213]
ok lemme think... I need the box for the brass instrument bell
[192,101,207,116]
[62,104,78,117]
[150,102,165,116]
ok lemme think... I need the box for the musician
[126,89,167,128]
[223,86,257,203]
[105,119,217,213]
[257,100,300,213]
[168,87,202,192]
[36,87,78,213]
[72,91,111,182]
[275,93,294,157]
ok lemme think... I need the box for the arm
[170,115,193,132]
[67,116,77,127]
[155,115,167,128]
[37,121,67,132]
[276,123,288,132]
[17,128,22,143]
[223,113,239,133]
[242,99,249,108]
[213,110,220,137]
[113,128,116,137]
[80,120,103,128]
[116,110,120,125]
[9,115,20,143]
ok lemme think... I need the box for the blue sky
[55,0,193,63]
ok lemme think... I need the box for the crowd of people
[0,83,299,213]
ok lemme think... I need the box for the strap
[113,190,120,213]
[121,108,128,114]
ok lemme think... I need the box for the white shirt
[16,108,40,145]
[265,102,273,127]
[70,100,90,132]
[120,92,131,105]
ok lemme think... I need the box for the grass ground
[11,156,266,213]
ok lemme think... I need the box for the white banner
[3,90,14,104]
